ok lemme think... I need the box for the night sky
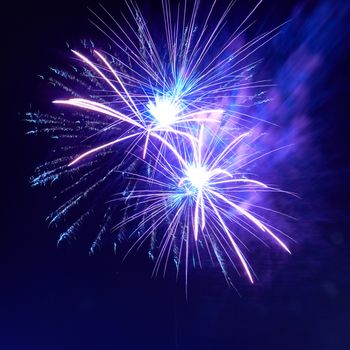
[2,0,350,349]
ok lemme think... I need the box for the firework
[53,49,223,164]
[114,125,291,285]
[29,0,292,285]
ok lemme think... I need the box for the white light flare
[185,166,209,190]
[147,96,181,128]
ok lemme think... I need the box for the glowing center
[186,166,209,189]
[147,96,180,127]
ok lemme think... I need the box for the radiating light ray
[205,193,254,284]
[67,132,142,166]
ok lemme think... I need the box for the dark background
[2,0,350,349]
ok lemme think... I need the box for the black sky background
[2,0,350,349]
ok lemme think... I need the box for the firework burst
[114,125,292,286]
[29,0,293,286]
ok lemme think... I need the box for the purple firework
[28,0,293,286]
